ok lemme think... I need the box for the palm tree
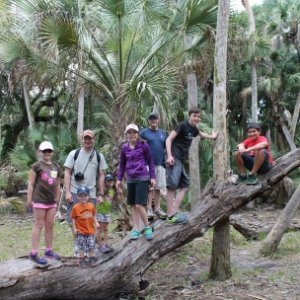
[241,0,258,123]
[209,0,231,281]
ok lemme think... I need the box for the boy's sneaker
[238,174,248,183]
[45,249,61,260]
[147,208,155,219]
[166,212,188,225]
[246,174,258,185]
[155,208,167,219]
[130,230,141,240]
[29,252,48,265]
[99,245,111,253]
[79,258,89,268]
[144,226,153,241]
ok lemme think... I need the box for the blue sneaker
[29,252,48,265]
[166,212,188,225]
[130,230,141,240]
[144,226,153,241]
[45,249,61,260]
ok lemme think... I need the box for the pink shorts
[32,203,57,209]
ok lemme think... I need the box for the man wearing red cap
[64,129,108,226]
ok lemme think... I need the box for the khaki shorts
[155,166,166,194]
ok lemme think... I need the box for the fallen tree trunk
[0,148,300,300]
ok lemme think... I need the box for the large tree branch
[1,148,300,300]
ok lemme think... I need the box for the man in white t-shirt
[64,129,108,223]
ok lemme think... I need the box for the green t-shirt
[96,188,115,214]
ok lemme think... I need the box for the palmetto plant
[1,0,218,143]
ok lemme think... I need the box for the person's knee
[34,222,44,230]
[234,151,241,159]
[45,220,54,229]
[256,148,267,156]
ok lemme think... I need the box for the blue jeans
[66,193,96,224]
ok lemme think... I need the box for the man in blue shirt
[140,113,167,220]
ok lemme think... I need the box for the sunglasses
[41,149,53,153]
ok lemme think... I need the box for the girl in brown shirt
[27,141,62,265]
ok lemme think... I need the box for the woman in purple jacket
[116,123,156,241]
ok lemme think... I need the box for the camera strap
[72,149,97,175]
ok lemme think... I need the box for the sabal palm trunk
[22,78,34,130]
[209,0,231,281]
[290,91,300,140]
[243,0,258,123]
[187,71,201,207]
[77,87,85,135]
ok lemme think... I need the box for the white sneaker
[147,208,154,219]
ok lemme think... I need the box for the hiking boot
[246,174,258,185]
[29,252,48,265]
[144,226,153,241]
[147,208,155,220]
[155,208,167,219]
[45,249,61,260]
[238,174,248,183]
[89,256,98,267]
[130,230,141,240]
[99,245,111,253]
[166,212,188,225]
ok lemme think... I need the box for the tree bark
[242,0,258,123]
[0,148,299,300]
[290,91,300,140]
[210,0,231,280]
[187,71,201,207]
[259,182,300,256]
[22,78,34,130]
[77,87,85,136]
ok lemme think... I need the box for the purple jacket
[117,140,155,181]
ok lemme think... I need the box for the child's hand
[96,222,100,228]
[116,180,123,195]
[211,130,218,140]
[150,178,156,188]
[74,228,79,235]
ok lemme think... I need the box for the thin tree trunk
[209,0,231,280]
[290,91,300,140]
[251,60,258,122]
[187,71,201,207]
[242,96,247,138]
[22,78,34,130]
[280,119,297,150]
[259,183,300,256]
[242,0,258,123]
[77,87,85,136]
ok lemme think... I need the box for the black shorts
[242,150,273,174]
[127,180,149,206]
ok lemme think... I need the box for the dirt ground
[140,207,300,300]
[1,206,300,300]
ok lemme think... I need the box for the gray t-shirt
[64,148,108,198]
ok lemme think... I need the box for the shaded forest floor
[142,206,300,300]
[1,206,300,300]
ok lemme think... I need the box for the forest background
[0,0,299,191]
[0,0,300,299]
